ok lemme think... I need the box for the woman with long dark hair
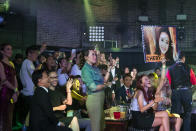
[156,27,178,61]
[0,43,18,131]
[130,60,170,131]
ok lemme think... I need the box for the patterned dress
[0,61,16,131]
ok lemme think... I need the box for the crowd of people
[0,43,196,131]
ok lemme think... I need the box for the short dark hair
[123,73,132,80]
[15,53,23,59]
[178,51,185,60]
[32,69,45,86]
[154,67,161,72]
[0,43,11,60]
[83,47,94,57]
[0,43,11,51]
[131,67,137,71]
[97,64,108,70]
[26,45,39,56]
[47,69,57,75]
[57,57,67,64]
[148,73,155,79]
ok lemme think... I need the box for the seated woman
[130,60,170,131]
[69,76,92,131]
[48,70,80,131]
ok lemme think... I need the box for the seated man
[116,74,133,104]
[29,69,71,131]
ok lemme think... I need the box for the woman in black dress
[48,70,80,131]
[130,60,170,131]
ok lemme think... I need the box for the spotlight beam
[84,0,95,26]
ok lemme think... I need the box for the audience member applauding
[48,70,80,131]
[29,69,71,131]
[130,60,170,131]
[108,58,121,93]
[82,49,110,131]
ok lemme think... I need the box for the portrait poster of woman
[142,25,178,63]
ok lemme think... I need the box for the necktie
[126,89,130,95]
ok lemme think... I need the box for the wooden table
[105,118,129,131]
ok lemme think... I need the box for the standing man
[166,51,196,131]
[108,58,121,93]
[19,46,39,125]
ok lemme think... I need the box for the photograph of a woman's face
[142,26,178,62]
[159,31,169,54]
[156,27,173,60]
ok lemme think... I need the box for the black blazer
[116,86,132,104]
[29,87,71,131]
[109,67,121,90]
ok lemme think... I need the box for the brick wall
[1,0,196,50]
[36,0,83,47]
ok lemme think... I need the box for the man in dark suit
[116,74,133,104]
[108,58,121,93]
[29,69,71,131]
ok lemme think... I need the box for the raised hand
[58,105,67,111]
[96,50,100,55]
[154,96,164,103]
[116,57,119,63]
[53,105,67,111]
[171,43,178,61]
[107,65,112,72]
[114,76,118,81]
[59,122,65,127]
[40,42,47,54]
[70,51,76,59]
[66,78,73,90]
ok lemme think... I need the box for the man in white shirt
[57,58,69,87]
[19,46,39,125]
[108,58,121,93]
[70,64,81,76]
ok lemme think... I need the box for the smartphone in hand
[71,49,76,58]
[71,49,76,54]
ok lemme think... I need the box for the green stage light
[0,0,10,12]
[84,0,95,26]
[111,48,121,52]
